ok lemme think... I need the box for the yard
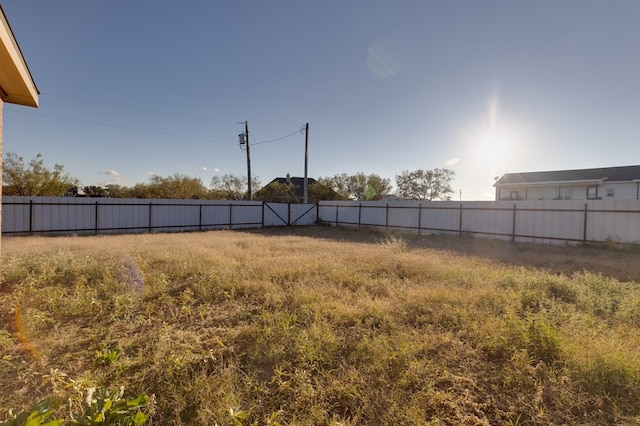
[1,226,640,425]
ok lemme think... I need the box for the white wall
[498,182,640,201]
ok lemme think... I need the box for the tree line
[1,152,455,201]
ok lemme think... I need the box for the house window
[559,187,572,200]
[510,191,519,200]
[587,186,598,199]
[606,188,615,198]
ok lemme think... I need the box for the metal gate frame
[263,202,317,226]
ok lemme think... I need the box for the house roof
[268,176,318,188]
[0,5,39,107]
[495,165,640,187]
[256,176,319,200]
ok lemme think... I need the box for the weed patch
[1,229,640,424]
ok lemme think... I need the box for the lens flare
[366,39,403,79]
[14,305,40,357]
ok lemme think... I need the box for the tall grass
[1,228,640,425]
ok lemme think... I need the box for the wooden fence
[317,199,640,244]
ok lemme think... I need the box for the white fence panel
[290,203,317,226]
[320,201,360,226]
[200,203,232,230]
[264,203,288,226]
[317,199,640,244]
[2,198,31,232]
[587,200,640,243]
[231,202,263,229]
[359,202,387,227]
[514,201,584,243]
[98,200,149,233]
[4,197,640,245]
[262,203,316,226]
[152,201,200,233]
[387,202,420,230]
[461,201,512,237]
[421,202,460,235]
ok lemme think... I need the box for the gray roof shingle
[495,165,640,186]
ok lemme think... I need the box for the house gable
[255,176,342,202]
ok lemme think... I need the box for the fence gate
[263,203,317,226]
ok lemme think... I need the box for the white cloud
[99,169,122,184]
[445,158,460,167]
[200,166,221,173]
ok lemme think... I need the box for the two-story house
[494,165,640,201]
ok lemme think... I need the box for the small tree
[111,174,209,199]
[210,174,260,200]
[395,168,455,201]
[147,174,209,199]
[104,184,133,198]
[348,173,392,201]
[2,152,80,196]
[317,173,391,200]
[308,181,344,202]
[83,185,108,197]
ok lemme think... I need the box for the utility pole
[303,122,309,203]
[239,121,252,200]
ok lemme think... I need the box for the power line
[5,107,235,144]
[41,92,242,124]
[253,125,306,145]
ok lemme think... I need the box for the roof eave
[494,178,606,187]
[0,5,39,107]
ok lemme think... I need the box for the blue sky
[3,1,640,200]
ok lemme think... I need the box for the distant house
[494,165,640,201]
[1,5,39,251]
[255,174,341,203]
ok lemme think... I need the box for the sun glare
[466,97,520,166]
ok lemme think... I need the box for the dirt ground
[251,225,640,283]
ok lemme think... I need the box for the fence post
[385,203,389,230]
[418,203,422,235]
[458,203,463,236]
[583,203,588,242]
[512,203,517,242]
[95,201,99,234]
[148,202,152,234]
[358,203,362,228]
[288,202,291,226]
[335,204,339,226]
[229,203,233,229]
[199,204,202,231]
[29,200,33,234]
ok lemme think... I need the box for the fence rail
[317,200,640,244]
[1,197,317,235]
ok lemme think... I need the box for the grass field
[1,226,640,425]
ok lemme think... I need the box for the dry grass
[1,226,640,425]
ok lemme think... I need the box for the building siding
[497,182,639,201]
